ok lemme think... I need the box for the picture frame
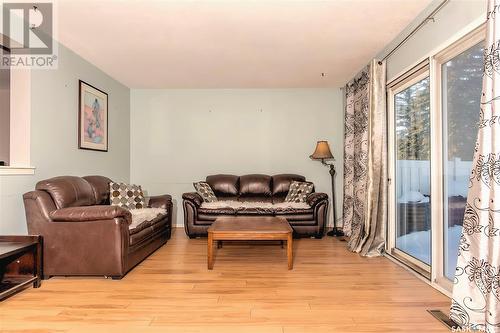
[78,80,108,152]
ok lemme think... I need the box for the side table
[0,235,42,301]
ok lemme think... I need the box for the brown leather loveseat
[183,174,328,238]
[23,175,172,279]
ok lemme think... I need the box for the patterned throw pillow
[193,181,218,203]
[284,181,314,203]
[110,182,146,209]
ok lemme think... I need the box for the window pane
[443,42,484,280]
[395,76,431,265]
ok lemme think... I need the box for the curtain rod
[380,0,450,63]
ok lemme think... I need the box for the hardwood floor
[0,228,451,333]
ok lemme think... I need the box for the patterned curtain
[342,59,387,257]
[450,1,500,331]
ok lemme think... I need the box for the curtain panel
[450,1,500,331]
[342,59,387,257]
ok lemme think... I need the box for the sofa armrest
[306,192,328,207]
[49,205,131,223]
[24,190,57,222]
[182,192,203,207]
[42,210,130,277]
[148,195,172,209]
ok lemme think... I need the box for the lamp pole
[309,140,343,237]
[322,159,344,237]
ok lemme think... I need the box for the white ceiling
[57,0,433,88]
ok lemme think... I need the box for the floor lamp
[310,141,344,237]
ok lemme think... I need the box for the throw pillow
[193,181,218,203]
[284,181,314,203]
[110,182,146,209]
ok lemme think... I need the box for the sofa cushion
[129,217,155,235]
[36,176,96,209]
[236,207,275,215]
[199,200,311,217]
[285,181,314,203]
[198,207,236,221]
[128,208,167,230]
[273,202,311,210]
[274,206,314,221]
[272,174,306,197]
[110,182,146,209]
[200,200,310,210]
[129,216,168,246]
[239,174,272,198]
[194,181,218,203]
[83,175,112,204]
[206,174,239,198]
[128,209,168,249]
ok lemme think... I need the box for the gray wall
[0,43,130,234]
[130,88,343,227]
[377,0,486,81]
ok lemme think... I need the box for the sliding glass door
[388,63,432,273]
[388,26,485,292]
[441,41,484,281]
[394,74,431,267]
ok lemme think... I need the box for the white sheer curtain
[450,1,500,331]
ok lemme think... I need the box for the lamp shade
[310,141,334,160]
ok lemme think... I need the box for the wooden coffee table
[207,216,293,270]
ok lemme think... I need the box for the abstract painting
[78,80,108,151]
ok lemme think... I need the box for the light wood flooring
[0,228,451,333]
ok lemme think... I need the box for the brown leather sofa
[183,174,328,238]
[23,175,172,279]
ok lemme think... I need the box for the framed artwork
[78,80,108,151]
